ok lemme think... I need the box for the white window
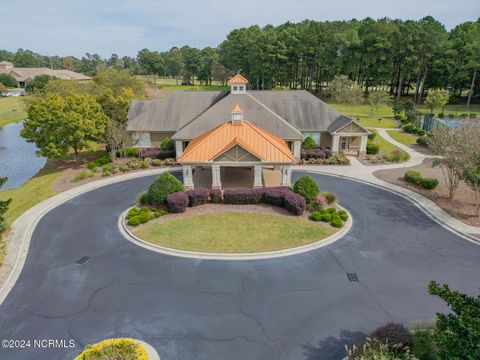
[303,132,321,146]
[239,86,244,91]
[132,132,151,147]
[233,86,238,91]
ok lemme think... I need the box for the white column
[175,141,183,159]
[359,135,368,155]
[183,165,194,190]
[211,165,221,189]
[293,140,301,160]
[332,134,340,153]
[281,165,292,187]
[253,165,263,188]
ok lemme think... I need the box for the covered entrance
[178,104,295,190]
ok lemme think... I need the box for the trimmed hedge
[185,187,209,207]
[139,147,176,160]
[404,170,438,190]
[262,186,292,207]
[416,136,428,146]
[160,137,174,151]
[300,147,332,160]
[223,187,262,204]
[366,141,380,155]
[209,188,222,203]
[283,191,306,215]
[165,191,189,213]
[147,172,184,204]
[293,176,320,203]
[127,207,152,226]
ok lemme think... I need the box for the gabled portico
[178,104,295,190]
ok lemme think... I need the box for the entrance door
[340,137,349,151]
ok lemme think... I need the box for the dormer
[231,103,243,125]
[227,74,248,94]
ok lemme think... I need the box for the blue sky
[3,0,479,58]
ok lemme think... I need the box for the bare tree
[105,119,127,161]
[428,125,479,200]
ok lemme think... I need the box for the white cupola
[227,74,248,94]
[231,103,243,125]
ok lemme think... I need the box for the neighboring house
[127,74,368,189]
[0,61,91,88]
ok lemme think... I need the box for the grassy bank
[0,97,27,127]
[386,130,418,145]
[327,102,399,128]
[135,212,335,253]
[370,129,410,162]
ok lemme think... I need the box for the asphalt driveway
[0,171,479,360]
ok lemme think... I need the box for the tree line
[1,16,479,104]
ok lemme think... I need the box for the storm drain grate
[75,256,90,265]
[346,273,359,282]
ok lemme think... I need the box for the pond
[0,121,46,190]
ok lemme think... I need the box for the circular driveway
[0,172,479,360]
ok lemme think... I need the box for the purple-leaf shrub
[283,191,306,215]
[185,187,210,207]
[165,191,189,213]
[223,187,262,204]
[139,147,176,160]
[262,186,292,207]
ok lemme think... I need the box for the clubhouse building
[127,74,368,189]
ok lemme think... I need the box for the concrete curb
[137,339,160,360]
[294,168,480,245]
[119,206,353,261]
[0,167,174,305]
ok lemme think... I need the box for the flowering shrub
[209,188,222,203]
[165,191,189,213]
[283,191,306,215]
[223,187,262,204]
[185,187,210,207]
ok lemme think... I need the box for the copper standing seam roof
[178,120,295,163]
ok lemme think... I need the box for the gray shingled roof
[172,92,303,140]
[127,89,355,139]
[127,91,226,132]
[248,90,344,131]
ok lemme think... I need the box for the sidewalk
[293,130,480,236]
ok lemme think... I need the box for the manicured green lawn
[327,102,399,128]
[370,129,410,162]
[0,97,27,127]
[386,130,418,145]
[134,212,335,253]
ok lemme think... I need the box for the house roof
[248,90,344,131]
[0,61,13,66]
[171,92,303,140]
[178,120,295,164]
[327,115,369,134]
[0,66,91,82]
[127,91,227,132]
[227,74,248,84]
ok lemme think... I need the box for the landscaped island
[123,172,349,254]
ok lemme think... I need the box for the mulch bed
[373,158,480,227]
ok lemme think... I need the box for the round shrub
[126,207,152,226]
[293,176,320,203]
[137,191,149,205]
[262,187,291,207]
[151,159,163,166]
[416,136,428,146]
[338,210,349,221]
[165,191,189,213]
[302,136,317,149]
[147,172,184,204]
[416,129,426,137]
[420,177,439,190]
[371,322,412,348]
[330,216,343,228]
[209,188,222,203]
[309,212,322,221]
[160,137,175,151]
[368,132,376,141]
[326,207,337,214]
[320,213,332,222]
[404,170,421,184]
[366,141,380,155]
[326,153,350,165]
[186,187,210,207]
[75,338,148,360]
